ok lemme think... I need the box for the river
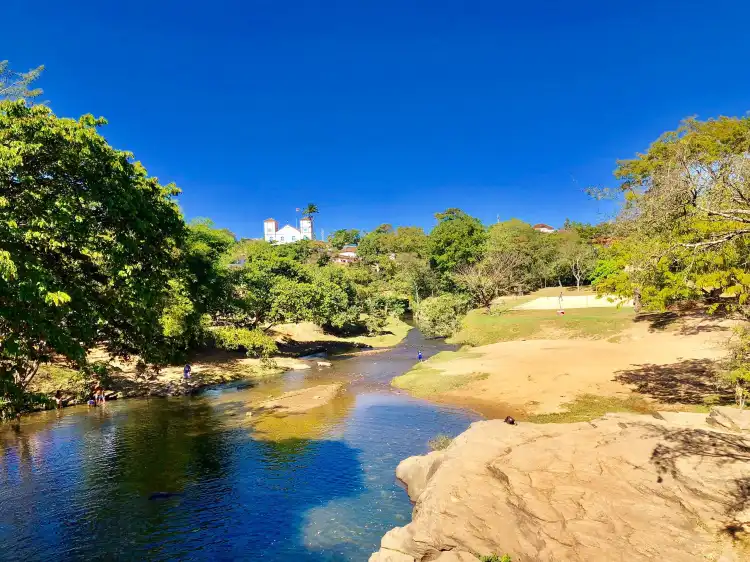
[0,328,479,561]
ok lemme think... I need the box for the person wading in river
[94,385,105,405]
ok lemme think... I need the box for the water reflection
[0,329,478,561]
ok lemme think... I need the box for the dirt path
[410,314,738,416]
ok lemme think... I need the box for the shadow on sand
[614,359,734,405]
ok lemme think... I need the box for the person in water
[417,351,423,361]
[183,363,192,380]
[94,385,106,404]
[54,390,63,409]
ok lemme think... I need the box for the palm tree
[302,203,319,218]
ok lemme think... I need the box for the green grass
[426,350,482,364]
[428,434,453,451]
[393,364,489,396]
[32,364,90,396]
[527,394,657,424]
[344,316,413,347]
[477,555,512,562]
[449,307,635,347]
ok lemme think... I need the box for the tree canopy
[328,228,361,249]
[428,209,487,273]
[0,60,44,102]
[0,100,185,416]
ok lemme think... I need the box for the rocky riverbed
[370,407,750,562]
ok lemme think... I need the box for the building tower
[300,216,314,240]
[263,218,278,242]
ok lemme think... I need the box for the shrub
[478,555,512,562]
[212,327,278,359]
[416,294,471,338]
[723,327,750,409]
[428,434,453,451]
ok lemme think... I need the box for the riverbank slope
[31,317,412,408]
[370,408,750,562]
[394,306,736,418]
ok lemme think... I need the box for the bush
[212,327,278,359]
[428,434,453,451]
[723,327,750,409]
[415,294,471,337]
[478,555,512,562]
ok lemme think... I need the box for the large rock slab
[371,412,750,562]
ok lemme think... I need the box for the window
[280,236,284,242]
[292,236,296,241]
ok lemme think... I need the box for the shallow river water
[0,329,479,561]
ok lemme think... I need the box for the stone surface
[254,384,342,414]
[370,411,750,562]
[707,406,750,433]
[396,450,445,502]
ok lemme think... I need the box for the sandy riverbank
[394,311,738,418]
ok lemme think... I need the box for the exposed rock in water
[370,409,750,562]
[254,384,342,414]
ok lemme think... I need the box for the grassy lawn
[345,316,413,347]
[527,394,657,424]
[449,307,635,347]
[392,364,489,396]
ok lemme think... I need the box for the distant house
[532,223,556,234]
[333,245,359,265]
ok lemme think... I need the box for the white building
[332,245,358,264]
[532,223,556,234]
[264,217,314,244]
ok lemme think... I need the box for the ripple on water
[0,340,477,561]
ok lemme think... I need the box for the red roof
[532,223,555,230]
[264,218,277,222]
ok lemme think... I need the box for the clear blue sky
[4,0,749,239]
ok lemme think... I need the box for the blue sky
[4,0,749,239]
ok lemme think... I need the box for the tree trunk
[633,287,642,313]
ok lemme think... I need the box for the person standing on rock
[183,363,192,380]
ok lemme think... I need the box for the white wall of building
[263,217,315,244]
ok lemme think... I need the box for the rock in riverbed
[255,384,342,414]
[370,409,750,562]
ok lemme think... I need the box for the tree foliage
[0,60,44,102]
[593,115,750,312]
[328,228,360,249]
[0,101,185,417]
[415,294,471,338]
[428,208,486,273]
[302,203,319,217]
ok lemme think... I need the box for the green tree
[392,226,429,256]
[328,228,361,249]
[0,61,44,102]
[0,101,185,417]
[593,115,750,312]
[302,203,319,217]
[428,209,486,273]
[557,231,598,291]
[184,218,235,316]
[415,294,471,338]
[486,219,541,292]
[357,224,396,262]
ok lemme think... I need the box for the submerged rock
[254,384,342,415]
[370,409,750,562]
